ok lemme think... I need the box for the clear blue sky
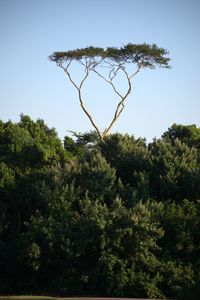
[0,0,200,142]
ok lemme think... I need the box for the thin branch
[78,68,103,140]
[92,68,123,100]
[58,60,103,141]
[57,60,79,91]
[102,64,141,138]
[102,87,131,138]
[129,63,142,79]
[57,59,141,141]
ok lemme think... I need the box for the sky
[0,0,200,142]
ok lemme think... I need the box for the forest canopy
[0,115,200,299]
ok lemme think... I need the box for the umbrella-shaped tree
[50,43,170,141]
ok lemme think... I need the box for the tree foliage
[50,44,170,68]
[0,116,200,299]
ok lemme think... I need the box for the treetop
[49,43,170,69]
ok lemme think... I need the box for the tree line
[0,115,200,299]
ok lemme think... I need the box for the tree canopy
[0,116,200,299]
[49,43,170,68]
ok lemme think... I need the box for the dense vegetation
[0,115,200,299]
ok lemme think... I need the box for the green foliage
[149,138,199,201]
[95,200,164,298]
[0,114,69,170]
[64,131,99,157]
[0,162,15,189]
[158,200,200,263]
[74,150,117,201]
[99,134,149,203]
[0,117,200,298]
[50,43,170,68]
[0,116,72,293]
[163,123,200,149]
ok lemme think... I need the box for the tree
[162,123,200,153]
[148,138,199,202]
[147,126,200,203]
[64,131,100,157]
[99,133,150,204]
[153,199,200,299]
[1,116,200,297]
[74,150,117,202]
[50,44,170,141]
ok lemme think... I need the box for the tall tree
[50,44,170,140]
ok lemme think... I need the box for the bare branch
[129,63,142,79]
[86,61,142,138]
[57,60,103,141]
[77,66,103,140]
[102,64,141,138]
[91,67,124,100]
